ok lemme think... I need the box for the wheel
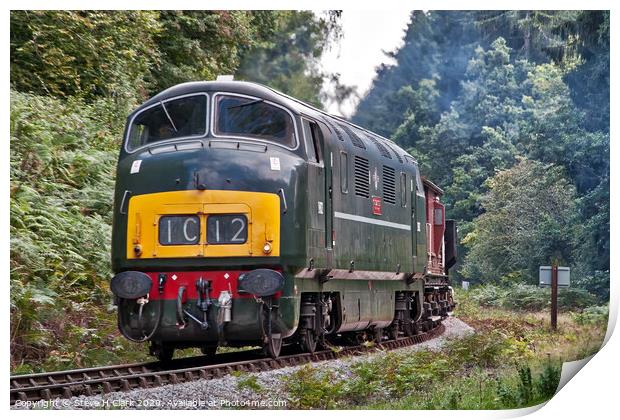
[201,345,218,357]
[373,327,384,343]
[402,319,415,337]
[387,323,399,340]
[261,298,282,358]
[299,329,318,353]
[150,342,174,362]
[263,333,282,358]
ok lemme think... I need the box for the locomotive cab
[111,82,312,360]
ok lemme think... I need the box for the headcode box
[539,266,571,288]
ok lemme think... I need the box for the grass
[234,372,264,393]
[455,288,608,362]
[280,287,608,409]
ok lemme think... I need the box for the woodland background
[10,11,609,372]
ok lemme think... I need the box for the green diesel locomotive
[110,80,457,361]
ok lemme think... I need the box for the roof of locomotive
[133,80,415,165]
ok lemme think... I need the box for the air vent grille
[354,156,370,198]
[385,142,403,163]
[383,165,397,204]
[324,119,345,142]
[339,123,366,149]
[404,155,417,165]
[368,135,392,159]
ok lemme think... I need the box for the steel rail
[11,322,445,405]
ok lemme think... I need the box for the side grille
[339,123,366,149]
[354,156,370,198]
[383,165,396,204]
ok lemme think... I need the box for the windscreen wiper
[227,99,264,110]
[159,101,178,132]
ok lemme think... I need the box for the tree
[147,11,259,94]
[236,11,345,107]
[388,37,608,281]
[461,160,577,284]
[10,10,348,109]
[353,11,480,137]
[10,11,161,101]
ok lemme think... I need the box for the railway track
[11,321,445,405]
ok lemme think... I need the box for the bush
[11,11,161,101]
[468,284,508,307]
[572,305,609,326]
[536,358,561,399]
[494,359,561,408]
[446,331,530,368]
[502,284,550,311]
[557,288,598,310]
[10,91,126,370]
[284,364,344,409]
[467,283,598,312]
[572,270,609,302]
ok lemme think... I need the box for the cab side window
[340,152,349,193]
[302,118,322,164]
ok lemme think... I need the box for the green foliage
[462,160,576,283]
[446,330,530,368]
[237,11,347,107]
[571,305,609,326]
[10,10,345,106]
[10,91,124,369]
[148,11,258,93]
[354,11,609,285]
[354,11,479,136]
[284,364,344,409]
[517,364,534,404]
[466,283,598,312]
[557,288,599,310]
[495,360,559,408]
[11,11,161,101]
[572,270,609,302]
[236,373,263,393]
[284,332,567,409]
[502,285,554,311]
[536,358,561,398]
[280,300,603,410]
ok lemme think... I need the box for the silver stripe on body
[334,211,411,231]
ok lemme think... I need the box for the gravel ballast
[14,317,474,410]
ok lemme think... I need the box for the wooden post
[551,263,558,331]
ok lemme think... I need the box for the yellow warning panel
[126,190,280,259]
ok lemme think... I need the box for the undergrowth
[281,289,605,410]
